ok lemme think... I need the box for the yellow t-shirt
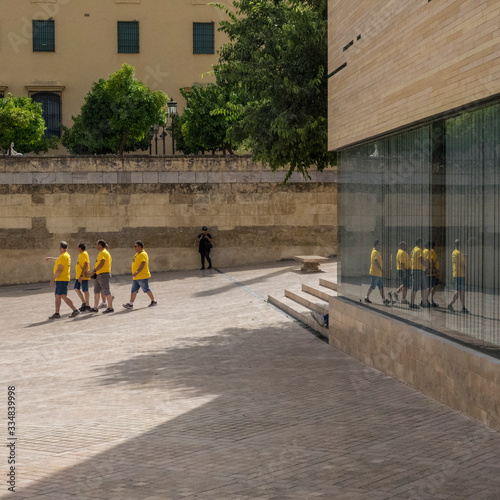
[396,249,410,271]
[131,251,151,280]
[411,246,425,271]
[54,252,71,282]
[452,249,464,278]
[430,249,439,274]
[95,249,112,275]
[369,248,382,277]
[76,251,90,280]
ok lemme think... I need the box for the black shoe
[447,304,454,313]
[200,267,205,270]
[148,301,158,307]
[364,297,371,304]
[70,309,80,318]
[409,303,420,309]
[462,308,469,314]
[79,304,88,312]
[89,307,99,313]
[102,308,114,314]
[49,313,61,320]
[208,265,212,269]
[431,302,439,308]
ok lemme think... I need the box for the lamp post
[167,97,178,154]
[154,123,160,155]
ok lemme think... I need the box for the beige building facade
[328,0,500,428]
[1,0,228,152]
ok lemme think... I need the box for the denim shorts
[55,281,69,295]
[131,278,151,294]
[369,275,383,290]
[74,279,89,292]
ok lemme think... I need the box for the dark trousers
[200,250,212,269]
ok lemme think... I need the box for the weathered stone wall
[0,156,337,285]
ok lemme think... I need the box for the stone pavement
[1,261,500,500]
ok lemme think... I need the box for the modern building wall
[1,0,227,153]
[328,0,500,150]
[0,156,338,285]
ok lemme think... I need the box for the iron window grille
[33,20,55,52]
[118,21,139,53]
[193,22,214,54]
[31,92,61,138]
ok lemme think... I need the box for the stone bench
[293,255,330,273]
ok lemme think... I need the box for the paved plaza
[1,261,500,500]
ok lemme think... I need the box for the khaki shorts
[94,273,111,295]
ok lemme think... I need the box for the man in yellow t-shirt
[45,241,80,319]
[122,241,157,309]
[364,240,390,305]
[409,238,429,309]
[448,239,468,314]
[89,239,114,314]
[390,241,410,304]
[74,242,91,311]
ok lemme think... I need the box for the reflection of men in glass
[448,239,469,314]
[410,238,430,309]
[427,241,440,307]
[364,240,390,305]
[390,241,410,304]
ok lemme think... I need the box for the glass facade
[338,102,500,349]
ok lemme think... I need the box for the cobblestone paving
[1,262,500,499]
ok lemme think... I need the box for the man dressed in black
[196,226,213,270]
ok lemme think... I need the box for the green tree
[175,84,245,155]
[214,0,335,179]
[62,64,168,155]
[0,94,57,154]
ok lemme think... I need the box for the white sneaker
[122,303,133,309]
[98,303,107,309]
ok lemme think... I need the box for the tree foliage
[62,64,168,155]
[175,84,247,155]
[213,0,335,179]
[0,94,58,154]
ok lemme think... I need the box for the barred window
[33,20,55,52]
[31,92,61,138]
[193,22,214,54]
[118,21,139,53]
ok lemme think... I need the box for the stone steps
[268,279,337,338]
[268,295,329,338]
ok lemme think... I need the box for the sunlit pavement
[1,261,500,499]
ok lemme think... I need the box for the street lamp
[167,97,178,154]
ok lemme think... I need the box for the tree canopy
[213,0,334,179]
[174,84,247,155]
[0,94,58,154]
[62,64,168,155]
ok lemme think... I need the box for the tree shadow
[5,325,500,499]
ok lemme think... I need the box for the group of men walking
[46,239,157,319]
[364,238,468,313]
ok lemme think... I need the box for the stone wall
[0,156,337,285]
[329,297,500,432]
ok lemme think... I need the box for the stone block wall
[329,297,500,432]
[0,156,337,285]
